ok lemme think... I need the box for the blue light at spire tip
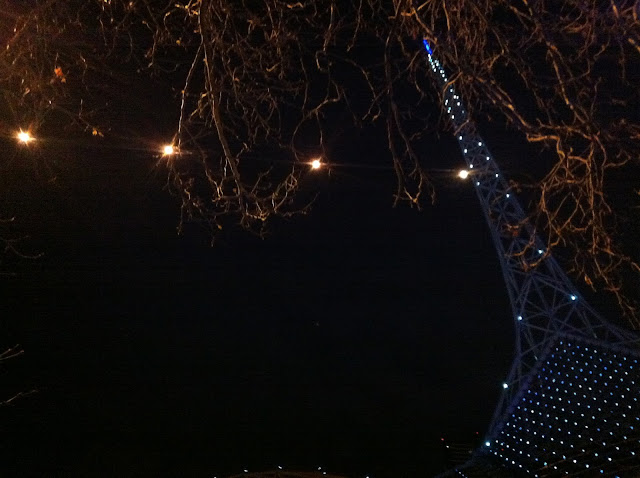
[423,39,433,55]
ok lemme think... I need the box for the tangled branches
[2,0,640,325]
[0,344,37,406]
[152,0,435,235]
[410,0,640,325]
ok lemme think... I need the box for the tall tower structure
[423,40,640,476]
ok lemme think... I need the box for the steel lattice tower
[423,40,640,477]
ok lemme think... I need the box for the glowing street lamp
[162,144,175,156]
[458,169,470,179]
[310,158,322,170]
[16,130,34,144]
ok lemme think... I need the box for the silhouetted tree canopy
[2,0,639,326]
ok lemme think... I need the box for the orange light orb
[162,144,175,155]
[310,159,322,170]
[17,130,34,144]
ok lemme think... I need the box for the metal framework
[423,40,640,476]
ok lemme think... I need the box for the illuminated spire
[425,39,640,477]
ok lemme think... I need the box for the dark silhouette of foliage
[1,0,639,325]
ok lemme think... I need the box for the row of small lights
[429,44,584,279]
[426,46,516,186]
[164,145,325,170]
[211,467,371,477]
[426,41,539,195]
[14,130,469,181]
[428,41,519,395]
[13,131,326,171]
[486,341,640,475]
[427,40,584,396]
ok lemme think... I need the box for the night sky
[0,124,522,477]
[2,4,639,477]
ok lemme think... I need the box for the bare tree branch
[1,0,639,325]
